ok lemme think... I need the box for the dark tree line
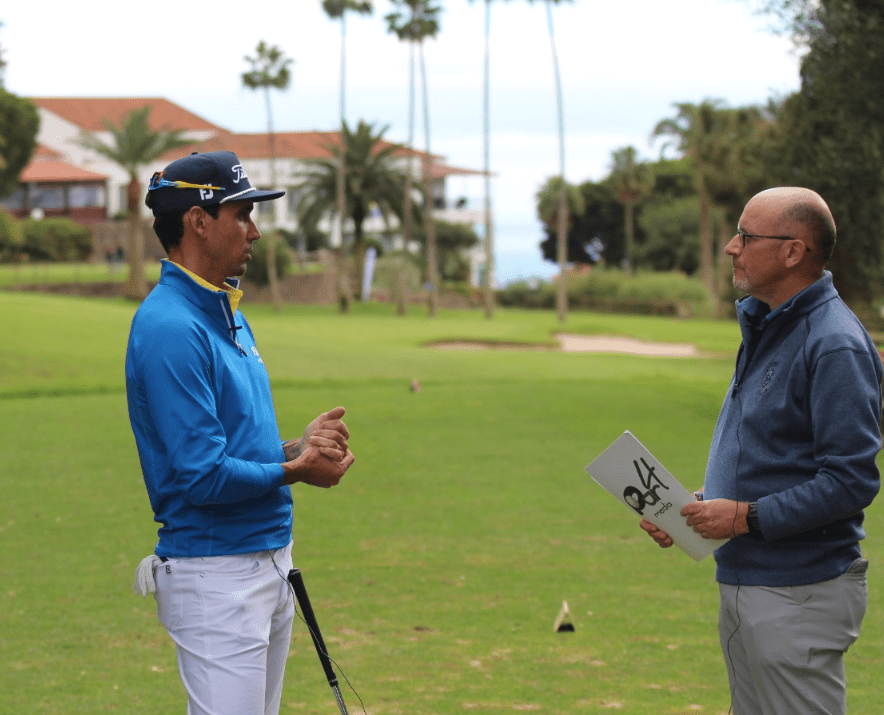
[540,0,884,307]
[539,158,698,275]
[761,0,884,302]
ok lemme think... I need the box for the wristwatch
[746,502,761,536]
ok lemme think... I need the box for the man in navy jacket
[127,151,355,715]
[642,187,881,715]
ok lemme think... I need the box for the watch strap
[746,502,761,536]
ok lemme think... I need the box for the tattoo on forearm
[282,438,303,461]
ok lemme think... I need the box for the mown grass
[0,259,322,289]
[0,292,739,398]
[0,261,163,287]
[2,291,881,715]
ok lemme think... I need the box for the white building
[17,97,491,285]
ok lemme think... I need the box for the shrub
[242,235,292,288]
[21,218,93,262]
[278,226,326,253]
[498,269,710,316]
[496,279,556,309]
[0,209,24,262]
[570,269,709,316]
[578,270,622,298]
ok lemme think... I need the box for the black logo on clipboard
[622,457,672,517]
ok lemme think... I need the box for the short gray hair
[783,200,837,262]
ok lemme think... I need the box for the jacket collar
[159,260,247,354]
[736,270,837,332]
[164,259,244,312]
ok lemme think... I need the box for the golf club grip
[288,568,338,686]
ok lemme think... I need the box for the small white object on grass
[553,600,575,632]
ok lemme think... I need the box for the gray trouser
[718,559,868,715]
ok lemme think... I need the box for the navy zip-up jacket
[126,261,291,558]
[704,272,882,586]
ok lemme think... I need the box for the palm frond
[76,106,192,176]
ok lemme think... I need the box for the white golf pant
[154,541,295,715]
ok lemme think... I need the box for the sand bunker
[433,334,700,357]
[554,334,700,357]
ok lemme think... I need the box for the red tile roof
[162,131,339,160]
[159,131,422,160]
[21,160,108,183]
[33,144,65,159]
[30,97,229,133]
[428,162,486,179]
[156,132,480,177]
[29,97,480,177]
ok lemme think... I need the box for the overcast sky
[2,0,802,282]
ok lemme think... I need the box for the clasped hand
[282,406,355,487]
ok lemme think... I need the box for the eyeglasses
[148,172,225,192]
[736,229,811,252]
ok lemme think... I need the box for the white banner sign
[585,430,729,561]
[361,246,377,303]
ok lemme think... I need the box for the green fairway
[2,292,881,714]
[0,260,163,288]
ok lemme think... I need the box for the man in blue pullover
[126,151,355,715]
[641,187,881,715]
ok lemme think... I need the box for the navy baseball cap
[146,151,285,216]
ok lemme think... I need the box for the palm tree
[242,41,293,312]
[609,146,654,274]
[535,175,584,246]
[704,105,776,306]
[418,43,440,316]
[544,0,570,323]
[321,0,373,312]
[653,100,725,312]
[385,0,442,315]
[479,0,495,318]
[77,106,191,301]
[295,120,417,308]
[469,0,573,319]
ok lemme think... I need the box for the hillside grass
[0,259,322,289]
[0,261,163,287]
[2,291,881,715]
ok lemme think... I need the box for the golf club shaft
[332,684,348,715]
[287,568,346,710]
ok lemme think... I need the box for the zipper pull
[229,324,246,355]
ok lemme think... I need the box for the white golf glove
[133,555,161,598]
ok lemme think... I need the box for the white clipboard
[585,430,729,561]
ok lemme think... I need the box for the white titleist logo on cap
[231,165,248,183]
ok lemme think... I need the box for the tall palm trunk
[481,0,495,318]
[351,199,369,291]
[419,42,439,317]
[397,40,416,316]
[352,206,367,284]
[125,176,147,301]
[695,173,716,316]
[555,184,568,322]
[547,0,568,324]
[337,11,352,312]
[336,150,352,312]
[263,86,282,311]
[624,200,635,274]
[716,211,733,314]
